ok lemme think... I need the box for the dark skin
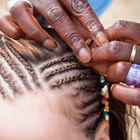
[0,2,140,106]
[91,20,140,106]
[0,0,108,63]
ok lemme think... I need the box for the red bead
[102,95,107,101]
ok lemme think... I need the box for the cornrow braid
[5,39,40,87]
[0,41,31,90]
[82,105,103,123]
[41,56,78,73]
[79,87,101,92]
[45,63,86,81]
[0,63,19,93]
[52,73,99,88]
[82,94,103,108]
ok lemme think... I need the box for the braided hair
[0,29,103,139]
[0,28,127,140]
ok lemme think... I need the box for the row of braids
[52,73,100,88]
[0,35,40,99]
[0,62,19,93]
[41,54,103,139]
[41,55,78,72]
[39,28,104,139]
[5,39,40,87]
[0,41,31,90]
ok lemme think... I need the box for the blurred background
[0,0,140,28]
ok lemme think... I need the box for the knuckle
[66,32,82,50]
[71,0,90,14]
[107,41,121,56]
[114,20,129,31]
[47,6,65,24]
[86,19,102,33]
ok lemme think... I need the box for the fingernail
[96,31,108,45]
[43,39,55,49]
[138,105,140,109]
[78,48,91,63]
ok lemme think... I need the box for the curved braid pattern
[41,56,78,72]
[45,63,86,81]
[0,43,31,90]
[52,73,99,88]
[0,28,104,140]
[0,63,19,93]
[5,40,40,87]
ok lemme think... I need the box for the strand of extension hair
[41,56,78,73]
[52,73,99,88]
[5,42,40,87]
[0,63,19,93]
[45,64,86,81]
[0,46,32,90]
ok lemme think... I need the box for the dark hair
[0,28,131,140]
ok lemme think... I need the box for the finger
[0,15,25,39]
[92,63,114,74]
[91,41,140,64]
[106,20,140,45]
[33,0,91,63]
[106,62,131,83]
[60,0,108,46]
[10,1,55,49]
[111,84,140,106]
[70,15,90,40]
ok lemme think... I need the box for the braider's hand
[0,0,108,64]
[90,20,140,106]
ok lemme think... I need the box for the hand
[90,20,140,106]
[0,0,108,64]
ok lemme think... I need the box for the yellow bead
[104,104,109,110]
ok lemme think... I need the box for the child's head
[0,29,125,140]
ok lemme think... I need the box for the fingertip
[111,82,140,105]
[78,47,91,63]
[96,31,109,46]
[42,38,55,49]
[110,84,123,98]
